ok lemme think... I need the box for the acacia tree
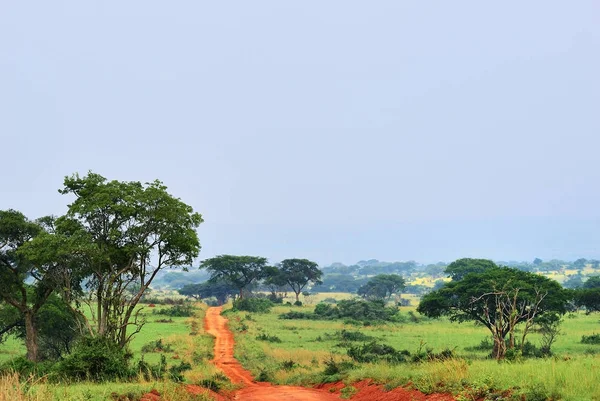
[178,279,237,305]
[418,266,568,359]
[201,255,268,299]
[278,259,322,303]
[59,172,203,347]
[357,274,406,300]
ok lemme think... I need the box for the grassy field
[226,300,600,400]
[0,301,218,401]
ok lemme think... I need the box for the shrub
[256,333,282,343]
[293,300,303,306]
[233,298,273,313]
[141,339,174,353]
[581,333,600,344]
[55,336,132,381]
[333,329,373,343]
[347,341,410,363]
[0,356,53,377]
[168,361,192,382]
[280,359,296,370]
[198,373,230,391]
[137,354,167,380]
[279,311,315,320]
[153,303,195,317]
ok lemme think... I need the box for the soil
[142,306,456,401]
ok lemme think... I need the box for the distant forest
[153,257,600,294]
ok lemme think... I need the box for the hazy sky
[1,2,599,265]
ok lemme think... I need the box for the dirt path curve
[204,306,340,401]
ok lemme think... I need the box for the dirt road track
[204,306,341,401]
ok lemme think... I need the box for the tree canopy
[201,255,269,299]
[277,258,322,302]
[444,258,498,281]
[357,274,406,300]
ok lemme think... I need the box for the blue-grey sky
[1,2,599,265]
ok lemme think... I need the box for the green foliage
[279,299,399,323]
[232,297,273,313]
[198,372,230,391]
[357,274,406,300]
[581,333,600,344]
[141,339,174,353]
[152,303,195,317]
[444,258,498,281]
[201,255,269,298]
[584,276,600,289]
[58,172,203,347]
[256,333,282,343]
[418,265,569,359]
[168,360,192,382]
[55,336,132,382]
[136,354,167,381]
[277,258,323,301]
[178,279,237,304]
[347,341,411,363]
[574,287,600,313]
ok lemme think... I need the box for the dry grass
[0,374,52,401]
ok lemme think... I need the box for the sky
[1,1,599,266]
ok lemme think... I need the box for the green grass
[0,300,219,400]
[226,302,600,400]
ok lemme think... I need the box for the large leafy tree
[201,255,268,299]
[357,274,406,300]
[418,266,568,359]
[59,172,203,347]
[278,259,323,302]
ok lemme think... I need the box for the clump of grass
[256,333,282,343]
[0,373,53,401]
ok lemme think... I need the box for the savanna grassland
[0,299,219,401]
[225,296,600,401]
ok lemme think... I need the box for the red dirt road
[204,306,341,401]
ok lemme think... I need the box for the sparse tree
[278,259,323,303]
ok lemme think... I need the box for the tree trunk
[492,335,506,360]
[295,292,300,303]
[24,311,39,362]
[239,288,244,300]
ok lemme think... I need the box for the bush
[137,354,167,380]
[332,329,374,343]
[0,356,53,377]
[256,333,282,343]
[347,341,410,363]
[141,339,174,353]
[55,336,132,381]
[168,361,192,382]
[279,311,315,320]
[152,303,195,317]
[232,298,273,313]
[293,300,303,306]
[581,333,600,344]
